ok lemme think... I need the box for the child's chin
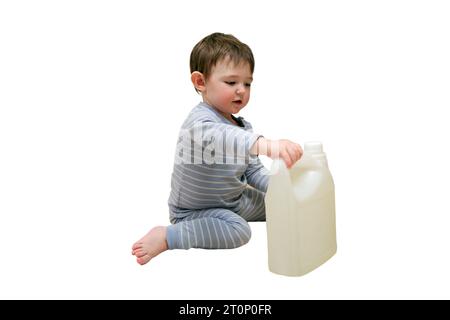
[231,103,244,111]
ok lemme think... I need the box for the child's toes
[132,242,142,251]
[137,255,150,265]
[134,250,147,258]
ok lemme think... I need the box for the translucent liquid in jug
[265,142,337,276]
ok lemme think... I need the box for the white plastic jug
[265,141,337,276]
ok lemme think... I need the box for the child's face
[202,58,253,119]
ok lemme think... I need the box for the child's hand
[269,139,303,168]
[252,138,303,168]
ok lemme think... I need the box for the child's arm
[187,121,262,160]
[250,137,303,169]
[245,157,270,192]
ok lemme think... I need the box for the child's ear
[191,71,206,92]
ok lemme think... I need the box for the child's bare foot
[131,226,168,265]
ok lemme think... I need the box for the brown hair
[190,32,255,82]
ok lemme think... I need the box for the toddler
[132,32,302,265]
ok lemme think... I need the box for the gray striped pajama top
[168,102,269,218]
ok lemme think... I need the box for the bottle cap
[304,141,323,154]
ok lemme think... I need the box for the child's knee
[232,221,252,247]
[241,226,252,246]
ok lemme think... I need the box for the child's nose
[236,85,246,94]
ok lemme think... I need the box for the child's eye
[225,81,236,85]
[245,83,252,87]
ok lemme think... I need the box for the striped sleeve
[245,157,269,192]
[191,120,261,159]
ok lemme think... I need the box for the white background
[1,0,449,299]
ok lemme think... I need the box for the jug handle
[268,155,319,185]
[271,154,317,172]
[268,159,290,182]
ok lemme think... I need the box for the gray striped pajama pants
[166,187,266,249]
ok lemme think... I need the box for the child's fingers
[283,149,296,168]
[287,144,302,165]
[272,140,303,167]
[287,147,297,165]
[291,145,302,161]
[279,150,292,168]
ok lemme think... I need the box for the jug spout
[304,141,328,167]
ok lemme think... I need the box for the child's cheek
[245,92,250,102]
[220,91,234,105]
